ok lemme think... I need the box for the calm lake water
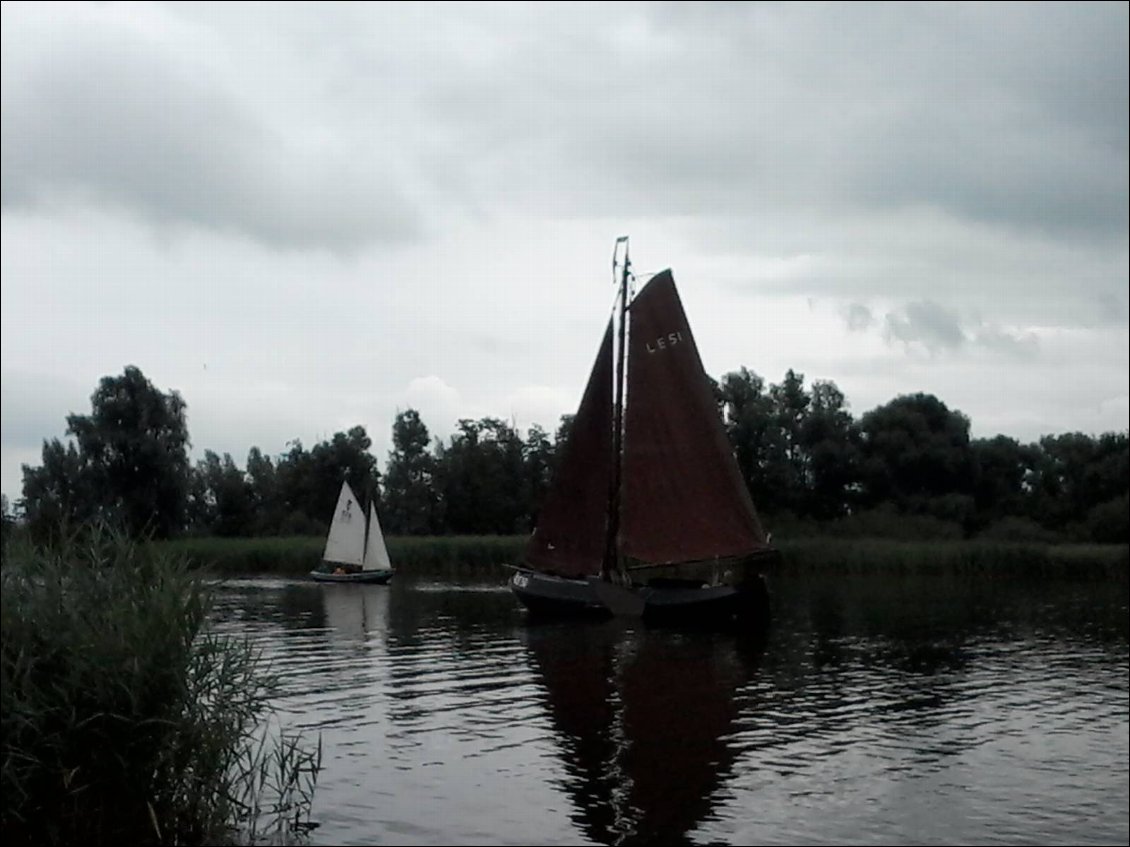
[210,569,1129,846]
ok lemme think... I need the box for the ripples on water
[210,573,1129,846]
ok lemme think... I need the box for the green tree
[189,451,255,537]
[381,409,437,535]
[970,435,1039,530]
[1086,493,1130,543]
[523,424,556,527]
[270,427,379,535]
[22,366,190,540]
[434,418,527,534]
[244,446,284,534]
[767,368,812,514]
[718,368,776,510]
[718,369,860,520]
[21,440,94,543]
[857,393,976,526]
[1028,431,1130,537]
[0,495,11,549]
[800,379,862,520]
[309,426,380,523]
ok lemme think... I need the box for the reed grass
[164,534,524,580]
[160,534,1128,582]
[0,528,321,846]
[773,537,1129,580]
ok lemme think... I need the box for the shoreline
[158,535,1130,582]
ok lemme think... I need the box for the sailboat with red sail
[509,238,778,624]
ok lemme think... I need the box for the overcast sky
[2,1,1127,506]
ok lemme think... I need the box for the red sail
[620,270,769,565]
[524,320,614,577]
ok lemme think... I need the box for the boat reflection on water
[519,620,767,845]
[318,582,391,645]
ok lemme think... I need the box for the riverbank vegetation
[10,365,1129,550]
[0,529,321,846]
[164,533,524,578]
[156,532,1128,583]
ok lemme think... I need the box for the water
[210,571,1129,846]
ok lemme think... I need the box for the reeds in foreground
[0,528,321,846]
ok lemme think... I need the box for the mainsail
[523,320,615,577]
[524,267,770,577]
[323,481,366,566]
[620,271,770,565]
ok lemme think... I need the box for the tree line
[10,364,1129,545]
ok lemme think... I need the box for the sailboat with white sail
[509,238,777,624]
[310,480,394,584]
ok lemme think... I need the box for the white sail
[322,481,366,566]
[363,502,392,571]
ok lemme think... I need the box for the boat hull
[310,568,394,585]
[509,566,770,628]
[509,570,609,617]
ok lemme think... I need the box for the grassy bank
[162,534,1129,582]
[1,530,321,846]
[165,534,525,579]
[774,537,1129,580]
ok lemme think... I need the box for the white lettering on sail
[645,331,684,354]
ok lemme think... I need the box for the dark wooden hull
[509,570,609,617]
[509,566,770,629]
[310,568,394,585]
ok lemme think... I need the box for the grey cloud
[882,301,1045,360]
[845,303,874,332]
[884,300,967,352]
[1,14,421,251]
[558,3,1128,241]
[1095,287,1130,325]
[4,3,1124,253]
[972,325,1040,360]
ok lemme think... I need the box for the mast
[603,236,631,583]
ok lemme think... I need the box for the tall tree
[718,368,776,510]
[1028,431,1130,536]
[244,446,282,533]
[273,428,379,535]
[309,426,380,517]
[523,424,556,528]
[0,494,13,555]
[970,435,1038,529]
[768,368,812,514]
[24,366,191,539]
[435,418,527,534]
[857,393,975,524]
[189,451,255,537]
[21,439,95,542]
[800,379,861,520]
[381,409,437,535]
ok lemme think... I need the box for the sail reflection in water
[320,583,391,644]
[520,620,766,845]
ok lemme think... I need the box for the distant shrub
[1087,494,1130,544]
[977,516,1065,544]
